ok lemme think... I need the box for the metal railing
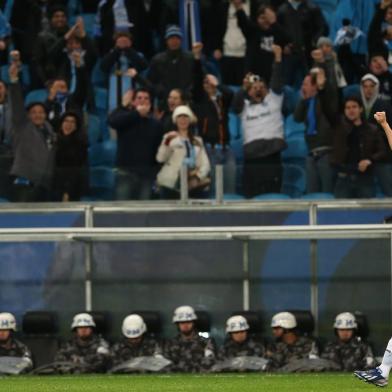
[0,193,392,333]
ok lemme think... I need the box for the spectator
[110,314,163,368]
[147,25,194,108]
[277,0,328,87]
[10,0,68,69]
[48,17,97,109]
[101,32,148,111]
[156,105,211,199]
[164,306,216,373]
[8,56,56,202]
[294,67,338,194]
[32,4,70,87]
[270,312,319,369]
[191,42,236,194]
[95,0,163,58]
[0,9,11,66]
[360,73,392,196]
[235,3,290,83]
[321,312,375,371]
[368,0,392,70]
[331,97,386,199]
[212,0,251,86]
[232,44,286,198]
[54,313,110,373]
[0,80,13,200]
[109,87,163,200]
[334,18,365,84]
[375,110,392,149]
[53,112,88,202]
[158,88,187,133]
[368,53,392,102]
[0,312,33,373]
[311,37,347,91]
[45,50,88,131]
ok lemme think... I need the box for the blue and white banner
[179,0,201,51]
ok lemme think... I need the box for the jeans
[374,163,392,196]
[306,153,334,194]
[206,145,237,195]
[115,168,153,200]
[334,172,375,199]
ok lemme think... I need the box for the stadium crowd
[0,0,390,201]
[0,307,377,374]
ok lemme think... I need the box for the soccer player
[354,336,392,387]
[375,111,392,150]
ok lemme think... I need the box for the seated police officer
[54,313,110,373]
[270,312,319,369]
[321,312,375,371]
[110,314,163,368]
[164,305,216,372]
[0,312,33,373]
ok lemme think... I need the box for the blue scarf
[183,139,196,169]
[306,97,317,136]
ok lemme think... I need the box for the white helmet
[271,312,297,329]
[172,306,197,323]
[226,315,250,333]
[122,314,147,338]
[334,312,357,329]
[71,313,96,330]
[0,312,16,331]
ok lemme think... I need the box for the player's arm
[375,111,392,149]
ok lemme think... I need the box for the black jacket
[236,8,290,82]
[108,108,163,174]
[191,59,233,146]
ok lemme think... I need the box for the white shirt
[241,91,284,145]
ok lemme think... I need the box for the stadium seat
[283,85,300,115]
[223,193,245,200]
[282,137,308,160]
[129,311,163,336]
[88,311,112,337]
[342,84,360,99]
[195,311,211,333]
[354,311,370,340]
[1,64,31,87]
[88,166,116,200]
[252,193,291,200]
[88,140,117,167]
[25,89,48,106]
[87,114,101,145]
[94,87,109,111]
[301,192,335,200]
[91,59,107,88]
[288,310,315,336]
[21,311,59,367]
[282,164,306,198]
[312,0,338,13]
[69,14,96,37]
[285,114,305,140]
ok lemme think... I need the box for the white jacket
[156,134,211,189]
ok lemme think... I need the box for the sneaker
[354,368,388,387]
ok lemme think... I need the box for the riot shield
[211,356,269,372]
[109,356,172,373]
[279,358,342,373]
[0,356,32,375]
[31,361,92,375]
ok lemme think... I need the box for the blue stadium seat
[283,85,300,115]
[281,164,306,198]
[313,0,338,13]
[301,192,335,200]
[25,89,48,105]
[252,193,291,200]
[88,140,117,167]
[89,166,116,200]
[91,59,106,88]
[342,84,360,98]
[282,136,308,161]
[87,114,101,145]
[1,64,31,87]
[94,87,108,111]
[69,14,96,37]
[285,114,305,140]
[223,193,245,200]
